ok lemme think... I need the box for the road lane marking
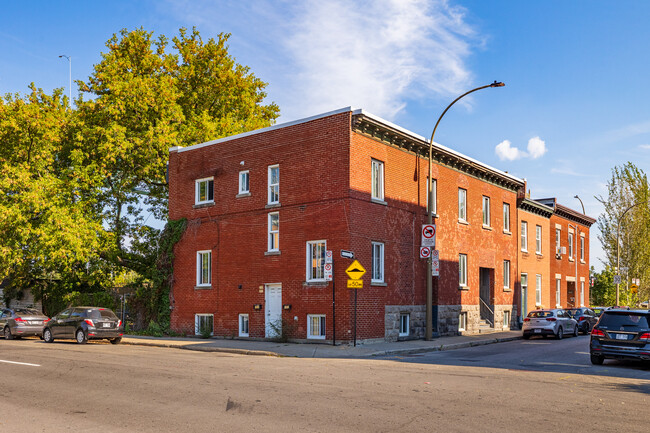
[0,359,40,367]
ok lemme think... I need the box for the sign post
[345,260,366,346]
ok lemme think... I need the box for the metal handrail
[479,298,494,327]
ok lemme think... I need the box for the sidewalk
[121,330,523,358]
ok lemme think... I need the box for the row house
[167,107,590,342]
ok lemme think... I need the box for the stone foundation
[384,305,426,341]
[438,304,519,336]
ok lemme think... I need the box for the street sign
[419,247,431,259]
[421,224,436,247]
[431,249,439,276]
[325,250,333,264]
[631,284,638,294]
[347,279,363,289]
[614,275,622,284]
[324,263,333,281]
[340,250,355,259]
[345,260,366,280]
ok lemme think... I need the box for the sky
[2,0,650,271]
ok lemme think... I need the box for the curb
[121,340,280,357]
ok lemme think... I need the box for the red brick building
[168,107,547,342]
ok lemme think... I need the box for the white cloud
[495,136,547,161]
[639,144,650,150]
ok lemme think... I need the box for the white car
[522,309,578,340]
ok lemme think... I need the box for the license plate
[102,323,111,328]
[615,334,628,340]
[30,321,40,325]
[534,329,541,333]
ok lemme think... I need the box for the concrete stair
[478,319,494,334]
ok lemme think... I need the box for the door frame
[265,283,282,338]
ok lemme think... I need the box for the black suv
[567,307,598,334]
[43,306,123,344]
[590,309,650,365]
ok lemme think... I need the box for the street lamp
[616,201,647,305]
[58,54,71,109]
[425,81,505,341]
[574,195,585,214]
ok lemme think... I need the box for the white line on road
[0,359,40,367]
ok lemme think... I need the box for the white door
[265,284,282,338]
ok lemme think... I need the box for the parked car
[567,308,598,334]
[42,306,123,344]
[592,307,606,317]
[590,308,650,365]
[0,308,50,339]
[522,309,579,340]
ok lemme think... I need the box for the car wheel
[522,333,530,340]
[4,326,13,340]
[556,327,563,340]
[76,329,87,344]
[110,337,122,345]
[590,354,604,365]
[43,328,54,343]
[573,324,579,337]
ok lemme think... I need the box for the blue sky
[3,0,649,270]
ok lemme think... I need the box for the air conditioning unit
[561,246,567,255]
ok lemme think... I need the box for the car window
[599,313,650,330]
[567,309,580,316]
[0,310,9,318]
[527,311,552,318]
[87,309,118,320]
[57,309,72,319]
[14,308,40,315]
[71,309,85,318]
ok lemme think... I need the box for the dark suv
[567,308,598,334]
[590,309,650,365]
[43,307,123,344]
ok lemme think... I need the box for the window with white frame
[580,281,585,306]
[371,159,384,201]
[536,274,542,305]
[503,203,510,232]
[239,314,249,337]
[268,212,279,252]
[307,314,326,339]
[482,196,490,226]
[399,313,409,337]
[306,240,326,282]
[521,221,528,251]
[371,242,384,283]
[580,236,585,261]
[503,260,510,290]
[503,310,511,328]
[536,225,542,254]
[459,254,468,288]
[427,177,437,215]
[568,232,574,258]
[521,273,528,298]
[268,165,279,204]
[459,312,468,331]
[195,177,214,205]
[238,170,249,195]
[556,279,561,307]
[196,250,211,286]
[458,188,467,222]
[195,314,213,336]
[556,228,561,254]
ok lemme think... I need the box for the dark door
[51,309,71,337]
[479,268,493,325]
[567,282,576,308]
[67,308,85,337]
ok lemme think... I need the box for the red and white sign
[324,262,333,281]
[431,249,440,276]
[420,247,431,259]
[325,250,333,264]
[421,224,436,247]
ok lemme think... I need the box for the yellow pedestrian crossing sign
[345,260,366,280]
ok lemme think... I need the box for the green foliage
[591,266,639,307]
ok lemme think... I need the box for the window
[195,177,214,205]
[521,273,528,298]
[371,242,384,283]
[521,221,528,251]
[535,274,542,305]
[371,159,384,201]
[555,228,561,253]
[399,313,410,337]
[239,314,249,337]
[580,281,585,306]
[459,254,468,288]
[268,165,279,204]
[503,310,511,328]
[568,232,574,259]
[268,212,279,252]
[238,170,249,194]
[458,188,467,222]
[195,314,213,336]
[556,279,561,307]
[307,314,326,339]
[503,260,510,289]
[503,203,510,232]
[580,236,585,261]
[482,196,490,226]
[459,312,468,331]
[196,251,211,286]
[427,178,437,215]
[307,241,326,282]
[535,225,542,254]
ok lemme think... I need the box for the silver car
[0,308,50,339]
[522,309,578,340]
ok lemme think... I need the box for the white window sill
[503,287,511,292]
[371,281,387,287]
[503,230,512,235]
[307,336,326,340]
[236,192,251,198]
[458,219,469,225]
[265,203,281,209]
[398,333,409,338]
[195,285,212,290]
[239,333,249,338]
[482,225,492,231]
[459,285,469,291]
[194,202,215,209]
[265,250,281,256]
[568,258,575,262]
[536,252,543,257]
[371,198,387,206]
[521,249,528,253]
[580,260,586,264]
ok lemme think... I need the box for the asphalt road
[1,336,649,432]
